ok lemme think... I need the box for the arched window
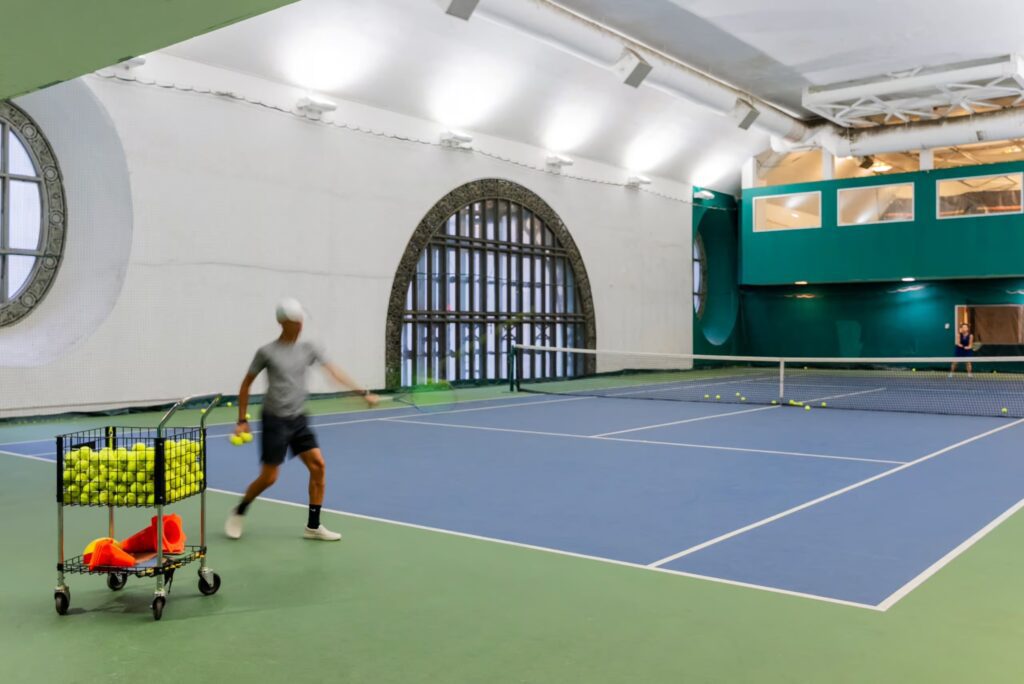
[693,233,707,319]
[386,179,596,388]
[0,101,66,327]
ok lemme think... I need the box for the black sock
[236,498,252,515]
[308,504,321,529]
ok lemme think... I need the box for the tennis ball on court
[735,392,741,397]
[771,400,778,405]
[788,400,795,406]
[821,402,827,408]
[715,394,721,400]
[126,493,137,505]
[912,368,917,372]
[241,432,253,444]
[740,397,747,402]
[1002,407,1008,414]
[226,401,233,407]
[804,405,811,411]
[704,394,710,399]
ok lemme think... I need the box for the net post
[508,346,515,392]
[515,345,523,391]
[779,359,785,399]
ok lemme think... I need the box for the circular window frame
[0,100,67,328]
[693,232,707,319]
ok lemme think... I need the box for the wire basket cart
[53,394,223,620]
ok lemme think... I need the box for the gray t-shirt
[247,340,327,417]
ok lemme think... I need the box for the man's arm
[324,363,379,407]
[235,373,257,435]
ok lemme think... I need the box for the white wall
[0,56,692,417]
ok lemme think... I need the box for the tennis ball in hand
[241,432,253,444]
[229,434,243,447]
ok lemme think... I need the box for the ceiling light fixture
[794,281,808,285]
[693,189,715,200]
[441,0,479,20]
[296,95,337,118]
[613,49,653,88]
[546,153,574,170]
[626,175,651,188]
[901,277,916,282]
[440,130,474,149]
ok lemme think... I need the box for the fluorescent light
[871,161,893,173]
[901,277,916,282]
[546,153,574,170]
[626,175,651,188]
[296,95,337,117]
[790,212,800,218]
[693,189,715,200]
[440,131,474,149]
[794,281,808,285]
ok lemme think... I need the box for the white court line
[875,497,1024,611]
[606,373,777,397]
[0,394,592,449]
[0,448,53,463]
[386,418,898,465]
[801,387,887,402]
[647,417,1024,569]
[592,405,777,437]
[204,487,880,611]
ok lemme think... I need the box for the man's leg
[298,448,340,540]
[225,464,279,539]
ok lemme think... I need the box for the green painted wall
[693,191,743,354]
[741,162,1024,285]
[739,277,1024,358]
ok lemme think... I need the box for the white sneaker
[225,509,245,539]
[303,524,342,541]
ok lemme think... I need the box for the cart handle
[157,393,223,434]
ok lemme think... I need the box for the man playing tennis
[225,298,379,541]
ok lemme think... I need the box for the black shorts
[260,413,319,465]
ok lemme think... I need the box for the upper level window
[838,183,914,226]
[693,234,706,318]
[753,191,821,231]
[0,101,66,327]
[937,172,1023,219]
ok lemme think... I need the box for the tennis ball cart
[54,394,223,621]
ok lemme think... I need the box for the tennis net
[513,344,1024,418]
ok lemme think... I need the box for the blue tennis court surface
[5,392,1024,610]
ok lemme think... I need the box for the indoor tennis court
[4,1,1024,682]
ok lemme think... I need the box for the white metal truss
[803,55,1024,128]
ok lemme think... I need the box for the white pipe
[773,106,1024,157]
[477,0,1023,156]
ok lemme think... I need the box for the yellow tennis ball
[245,413,252,421]
[735,392,741,397]
[241,432,253,443]
[740,397,747,402]
[821,402,827,408]
[804,405,811,411]
[229,434,243,447]
[1001,407,1008,414]
[226,401,233,407]
[704,394,710,399]
[771,400,778,405]
[714,395,721,400]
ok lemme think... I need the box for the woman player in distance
[949,322,974,378]
[226,298,379,541]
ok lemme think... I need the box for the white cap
[275,298,305,323]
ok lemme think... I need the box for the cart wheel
[54,590,70,616]
[198,572,221,596]
[151,596,165,621]
[106,573,128,592]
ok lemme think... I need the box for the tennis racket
[392,380,461,415]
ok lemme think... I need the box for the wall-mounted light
[441,130,474,149]
[297,95,337,118]
[546,153,574,171]
[626,175,651,188]
[794,281,808,285]
[901,277,916,282]
[693,189,715,200]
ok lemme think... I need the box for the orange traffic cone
[120,514,186,554]
[83,537,116,565]
[88,539,136,570]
